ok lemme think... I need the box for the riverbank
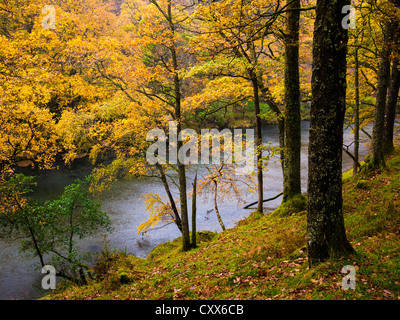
[0,121,374,300]
[42,146,400,300]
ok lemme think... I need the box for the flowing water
[0,121,372,300]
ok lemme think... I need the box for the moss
[342,169,353,182]
[147,230,217,262]
[117,269,132,285]
[355,179,369,190]
[43,148,400,301]
[359,154,377,173]
[196,230,218,242]
[273,194,307,217]
[241,210,264,223]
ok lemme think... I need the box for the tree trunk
[384,57,400,155]
[213,180,226,231]
[156,163,182,232]
[307,0,354,267]
[283,0,301,201]
[191,172,197,248]
[29,227,45,268]
[167,0,190,251]
[16,196,45,268]
[176,98,190,253]
[258,81,285,181]
[353,49,360,175]
[372,22,394,167]
[250,74,264,213]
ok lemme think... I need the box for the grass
[42,147,400,300]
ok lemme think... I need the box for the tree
[346,1,365,175]
[191,0,289,213]
[86,0,201,251]
[131,0,192,251]
[372,20,394,167]
[0,175,111,283]
[196,163,256,231]
[0,174,46,266]
[191,171,198,248]
[307,0,354,266]
[383,44,400,154]
[0,0,118,178]
[353,47,361,175]
[386,1,400,153]
[283,0,302,202]
[371,0,400,166]
[345,0,386,173]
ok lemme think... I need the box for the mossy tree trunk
[250,73,264,213]
[307,0,354,266]
[165,0,190,251]
[174,67,190,252]
[384,56,400,155]
[372,22,394,168]
[248,44,264,213]
[258,81,285,186]
[353,49,360,175]
[283,0,301,202]
[191,172,197,248]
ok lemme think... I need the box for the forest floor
[43,146,400,300]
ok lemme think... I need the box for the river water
[0,121,372,300]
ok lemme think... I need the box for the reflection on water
[0,121,372,299]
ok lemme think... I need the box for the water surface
[0,121,372,299]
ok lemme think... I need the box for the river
[0,121,372,300]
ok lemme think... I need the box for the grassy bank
[43,148,400,300]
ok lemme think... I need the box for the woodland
[0,0,399,300]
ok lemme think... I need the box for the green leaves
[0,174,111,281]
[44,175,112,242]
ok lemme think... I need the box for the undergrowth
[43,148,400,300]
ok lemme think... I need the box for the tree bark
[283,0,301,201]
[250,73,264,213]
[307,0,354,266]
[15,198,45,268]
[156,163,182,232]
[258,81,285,178]
[191,172,197,248]
[353,49,360,175]
[384,57,400,155]
[372,22,394,167]
[167,0,190,251]
[243,192,283,209]
[213,180,226,231]
[29,227,45,268]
